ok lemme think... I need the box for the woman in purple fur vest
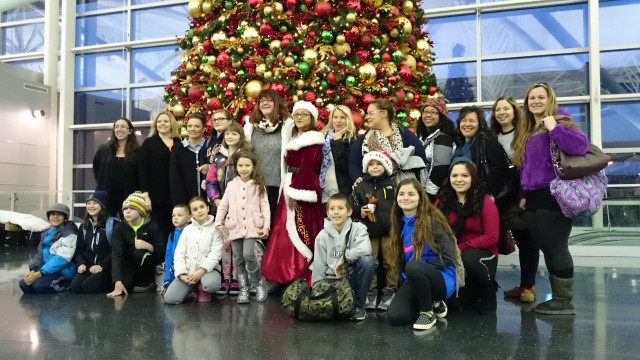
[512,83,589,316]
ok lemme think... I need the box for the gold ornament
[402,0,414,14]
[203,64,213,74]
[242,27,259,41]
[346,13,356,23]
[336,34,346,45]
[232,60,241,68]
[202,1,213,14]
[237,47,245,55]
[398,17,412,33]
[211,32,227,43]
[245,80,263,101]
[390,28,399,38]
[333,43,351,57]
[386,63,397,76]
[358,63,377,85]
[370,0,383,8]
[285,56,295,67]
[192,36,200,45]
[416,39,430,58]
[403,55,416,70]
[269,40,281,52]
[207,55,216,64]
[264,71,273,80]
[173,104,186,118]
[274,2,283,12]
[292,95,299,102]
[381,34,389,44]
[406,92,414,102]
[303,49,318,66]
[186,62,196,72]
[256,64,266,75]
[187,0,203,18]
[228,82,237,91]
[296,90,304,97]
[409,109,421,120]
[295,79,305,89]
[263,6,273,16]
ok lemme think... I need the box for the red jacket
[443,195,499,257]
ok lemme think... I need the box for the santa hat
[363,151,394,175]
[423,96,448,116]
[122,191,148,217]
[292,100,318,120]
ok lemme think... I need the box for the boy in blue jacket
[20,203,78,294]
[159,204,191,294]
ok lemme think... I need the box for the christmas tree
[164,0,441,134]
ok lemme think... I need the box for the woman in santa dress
[261,101,325,285]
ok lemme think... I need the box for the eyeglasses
[366,110,386,117]
[422,111,439,117]
[293,112,311,119]
[259,98,274,103]
[213,117,229,122]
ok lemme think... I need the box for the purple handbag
[549,142,608,218]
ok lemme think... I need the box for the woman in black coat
[170,113,207,206]
[138,111,181,238]
[93,117,140,217]
[320,105,357,203]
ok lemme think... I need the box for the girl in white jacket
[216,151,271,304]
[164,197,223,304]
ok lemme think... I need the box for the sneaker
[350,307,366,321]
[132,283,155,293]
[520,287,536,303]
[216,279,230,296]
[413,311,436,330]
[377,288,395,311]
[504,286,523,298]
[433,300,448,318]
[229,280,240,295]
[365,294,377,310]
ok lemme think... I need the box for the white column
[588,0,604,230]
[43,0,59,201]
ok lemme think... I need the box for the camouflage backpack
[281,228,355,321]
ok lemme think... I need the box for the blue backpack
[82,217,119,246]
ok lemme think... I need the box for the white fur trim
[285,202,313,262]
[362,151,394,175]
[285,130,325,152]
[292,100,319,120]
[282,173,317,202]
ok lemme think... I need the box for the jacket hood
[191,215,215,228]
[323,218,353,238]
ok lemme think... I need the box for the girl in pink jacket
[215,151,271,304]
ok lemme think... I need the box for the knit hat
[87,191,108,210]
[292,100,318,120]
[122,192,148,217]
[363,151,394,175]
[47,203,70,220]
[423,96,448,116]
[449,157,478,172]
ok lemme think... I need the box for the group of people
[20,82,587,331]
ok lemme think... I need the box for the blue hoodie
[30,221,78,279]
[163,227,185,287]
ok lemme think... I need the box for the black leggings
[266,186,280,246]
[511,228,539,288]
[525,209,574,279]
[387,261,447,326]
[461,248,497,300]
[71,270,112,294]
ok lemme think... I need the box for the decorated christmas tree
[164,0,441,134]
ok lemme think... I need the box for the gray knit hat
[47,203,70,220]
[449,157,478,172]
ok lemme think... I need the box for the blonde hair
[322,105,357,140]
[149,111,180,138]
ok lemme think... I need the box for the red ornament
[202,40,213,53]
[343,95,356,108]
[248,0,263,8]
[388,75,397,84]
[362,93,376,105]
[359,35,372,48]
[327,72,338,86]
[329,56,337,64]
[259,23,273,36]
[304,91,317,102]
[243,59,256,70]
[285,0,297,9]
[207,97,222,110]
[314,1,333,17]
[225,90,234,100]
[428,86,438,95]
[352,111,364,130]
[381,53,391,62]
[314,120,326,131]
[407,127,416,134]
[395,89,406,107]
[416,61,424,70]
[308,31,316,39]
[304,0,314,6]
[188,87,204,102]
[216,51,230,67]
[272,83,287,96]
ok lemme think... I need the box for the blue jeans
[347,256,375,309]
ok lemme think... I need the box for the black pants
[119,250,156,290]
[150,205,173,242]
[512,228,539,288]
[525,209,574,279]
[387,261,447,326]
[71,270,112,294]
[459,249,497,305]
[266,186,280,246]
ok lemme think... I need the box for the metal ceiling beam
[0,0,39,13]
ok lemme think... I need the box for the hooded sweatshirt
[312,219,371,285]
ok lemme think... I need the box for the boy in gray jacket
[312,194,375,321]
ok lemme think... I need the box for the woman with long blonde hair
[320,105,358,202]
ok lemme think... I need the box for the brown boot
[535,276,575,315]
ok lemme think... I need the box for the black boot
[477,280,498,315]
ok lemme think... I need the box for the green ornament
[421,85,428,93]
[201,55,209,64]
[163,91,170,100]
[185,40,193,49]
[230,55,239,63]
[345,76,356,87]
[300,4,306,10]
[397,110,408,122]
[401,121,410,128]
[298,62,310,75]
[373,54,381,63]
[263,37,271,45]
[236,26,245,36]
[237,70,246,80]
[280,25,288,32]
[337,59,345,65]
[373,38,381,47]
[206,86,214,95]
[344,59,352,67]
[265,54,275,65]
[321,30,334,44]
[188,28,194,37]
[392,50,403,62]
[320,80,329,90]
[225,1,233,10]
[292,54,299,61]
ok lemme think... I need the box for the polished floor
[1,246,639,360]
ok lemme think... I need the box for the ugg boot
[237,274,250,304]
[196,282,211,302]
[536,276,575,315]
[250,269,267,302]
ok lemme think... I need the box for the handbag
[497,229,516,255]
[551,142,611,180]
[280,229,355,321]
[549,142,608,218]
